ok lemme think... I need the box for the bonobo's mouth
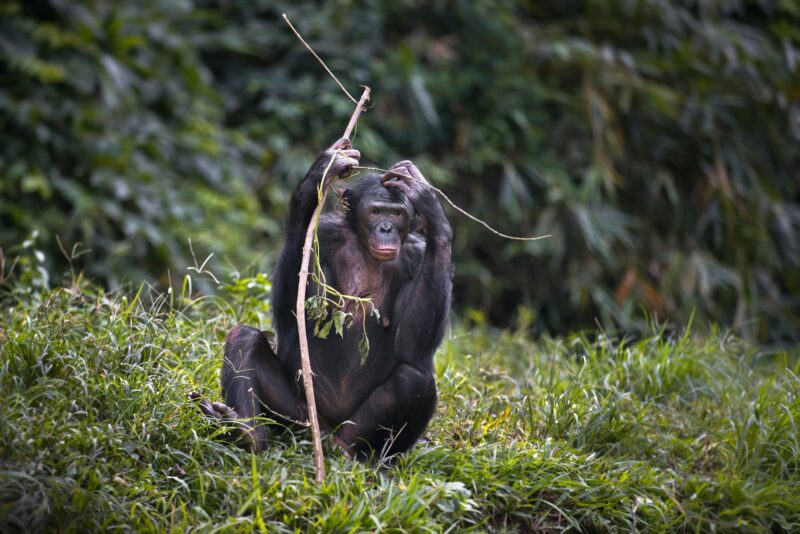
[369,245,398,261]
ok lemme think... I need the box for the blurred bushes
[0,0,269,286]
[1,0,798,343]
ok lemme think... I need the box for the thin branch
[294,87,371,483]
[343,87,371,139]
[294,165,332,484]
[282,14,358,104]
[355,166,551,242]
[283,12,371,484]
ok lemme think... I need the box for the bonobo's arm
[383,162,453,367]
[272,138,360,341]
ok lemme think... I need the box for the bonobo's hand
[380,160,431,203]
[321,137,360,179]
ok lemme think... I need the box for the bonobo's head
[343,175,413,262]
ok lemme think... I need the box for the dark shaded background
[1,0,798,344]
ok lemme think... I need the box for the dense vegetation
[1,268,799,531]
[1,0,798,342]
[2,3,798,530]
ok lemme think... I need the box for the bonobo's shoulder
[318,214,349,240]
[319,212,347,227]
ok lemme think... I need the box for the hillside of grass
[1,276,799,532]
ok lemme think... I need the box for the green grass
[1,277,799,532]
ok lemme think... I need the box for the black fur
[220,144,453,460]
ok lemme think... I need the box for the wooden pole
[343,87,371,139]
[295,86,370,482]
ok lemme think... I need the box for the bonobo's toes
[211,401,240,420]
[188,391,219,419]
[199,400,217,418]
[188,392,262,450]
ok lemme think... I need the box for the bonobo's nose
[378,222,392,233]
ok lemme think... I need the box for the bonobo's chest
[326,240,401,323]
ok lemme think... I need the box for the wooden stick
[295,86,371,483]
[343,87,371,139]
[354,165,551,242]
[282,14,358,104]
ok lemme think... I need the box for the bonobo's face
[356,186,412,262]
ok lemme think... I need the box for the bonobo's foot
[187,391,257,449]
[188,390,240,419]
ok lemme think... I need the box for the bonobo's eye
[371,207,380,215]
[392,209,403,217]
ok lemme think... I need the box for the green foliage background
[1,0,799,342]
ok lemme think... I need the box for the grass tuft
[1,279,798,532]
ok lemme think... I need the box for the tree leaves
[2,0,798,343]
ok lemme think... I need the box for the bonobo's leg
[335,364,436,461]
[218,325,308,451]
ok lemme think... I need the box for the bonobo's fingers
[389,159,413,170]
[381,160,413,183]
[328,137,351,151]
[385,160,429,186]
[340,149,361,161]
[402,161,430,187]
[382,174,412,198]
[382,160,430,202]
[323,138,361,178]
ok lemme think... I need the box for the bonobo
[192,138,453,460]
